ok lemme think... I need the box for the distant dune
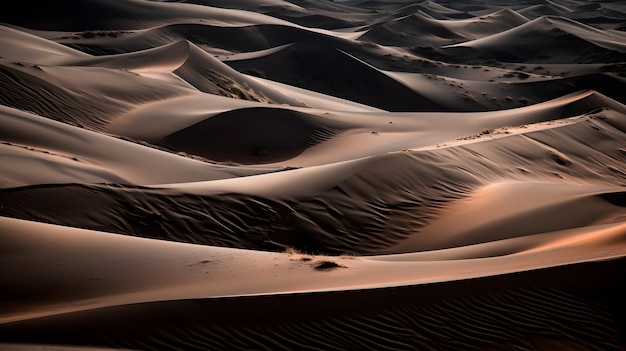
[442,15,626,63]
[1,0,626,350]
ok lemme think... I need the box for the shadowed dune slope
[2,0,626,350]
[2,104,625,254]
[59,23,338,56]
[0,105,285,187]
[164,107,344,164]
[442,16,626,63]
[227,42,447,111]
[0,0,296,31]
[359,9,529,46]
[0,25,90,65]
[63,39,304,105]
[1,214,625,350]
[0,58,187,130]
[171,41,303,104]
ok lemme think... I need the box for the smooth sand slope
[1,0,626,350]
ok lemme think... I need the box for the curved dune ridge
[441,15,626,63]
[1,0,626,350]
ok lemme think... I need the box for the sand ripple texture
[1,0,626,350]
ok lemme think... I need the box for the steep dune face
[359,9,529,47]
[227,41,447,111]
[163,107,344,164]
[0,56,188,130]
[171,41,304,104]
[1,0,626,350]
[442,16,626,63]
[0,105,283,187]
[2,99,625,255]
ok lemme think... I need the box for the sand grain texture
[1,0,626,350]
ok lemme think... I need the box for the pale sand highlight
[1,0,626,349]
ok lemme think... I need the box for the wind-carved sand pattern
[1,0,626,350]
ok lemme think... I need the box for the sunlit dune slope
[1,0,626,350]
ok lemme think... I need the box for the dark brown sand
[1,0,626,350]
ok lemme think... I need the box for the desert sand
[1,0,626,350]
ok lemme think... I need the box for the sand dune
[1,0,626,350]
[1,0,297,31]
[359,12,467,47]
[1,213,625,321]
[63,39,304,105]
[0,105,283,187]
[442,15,626,63]
[359,8,528,46]
[0,25,90,65]
[227,41,449,111]
[106,90,624,166]
[2,95,625,254]
[1,214,625,349]
[388,1,470,20]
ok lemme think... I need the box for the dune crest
[1,0,626,349]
